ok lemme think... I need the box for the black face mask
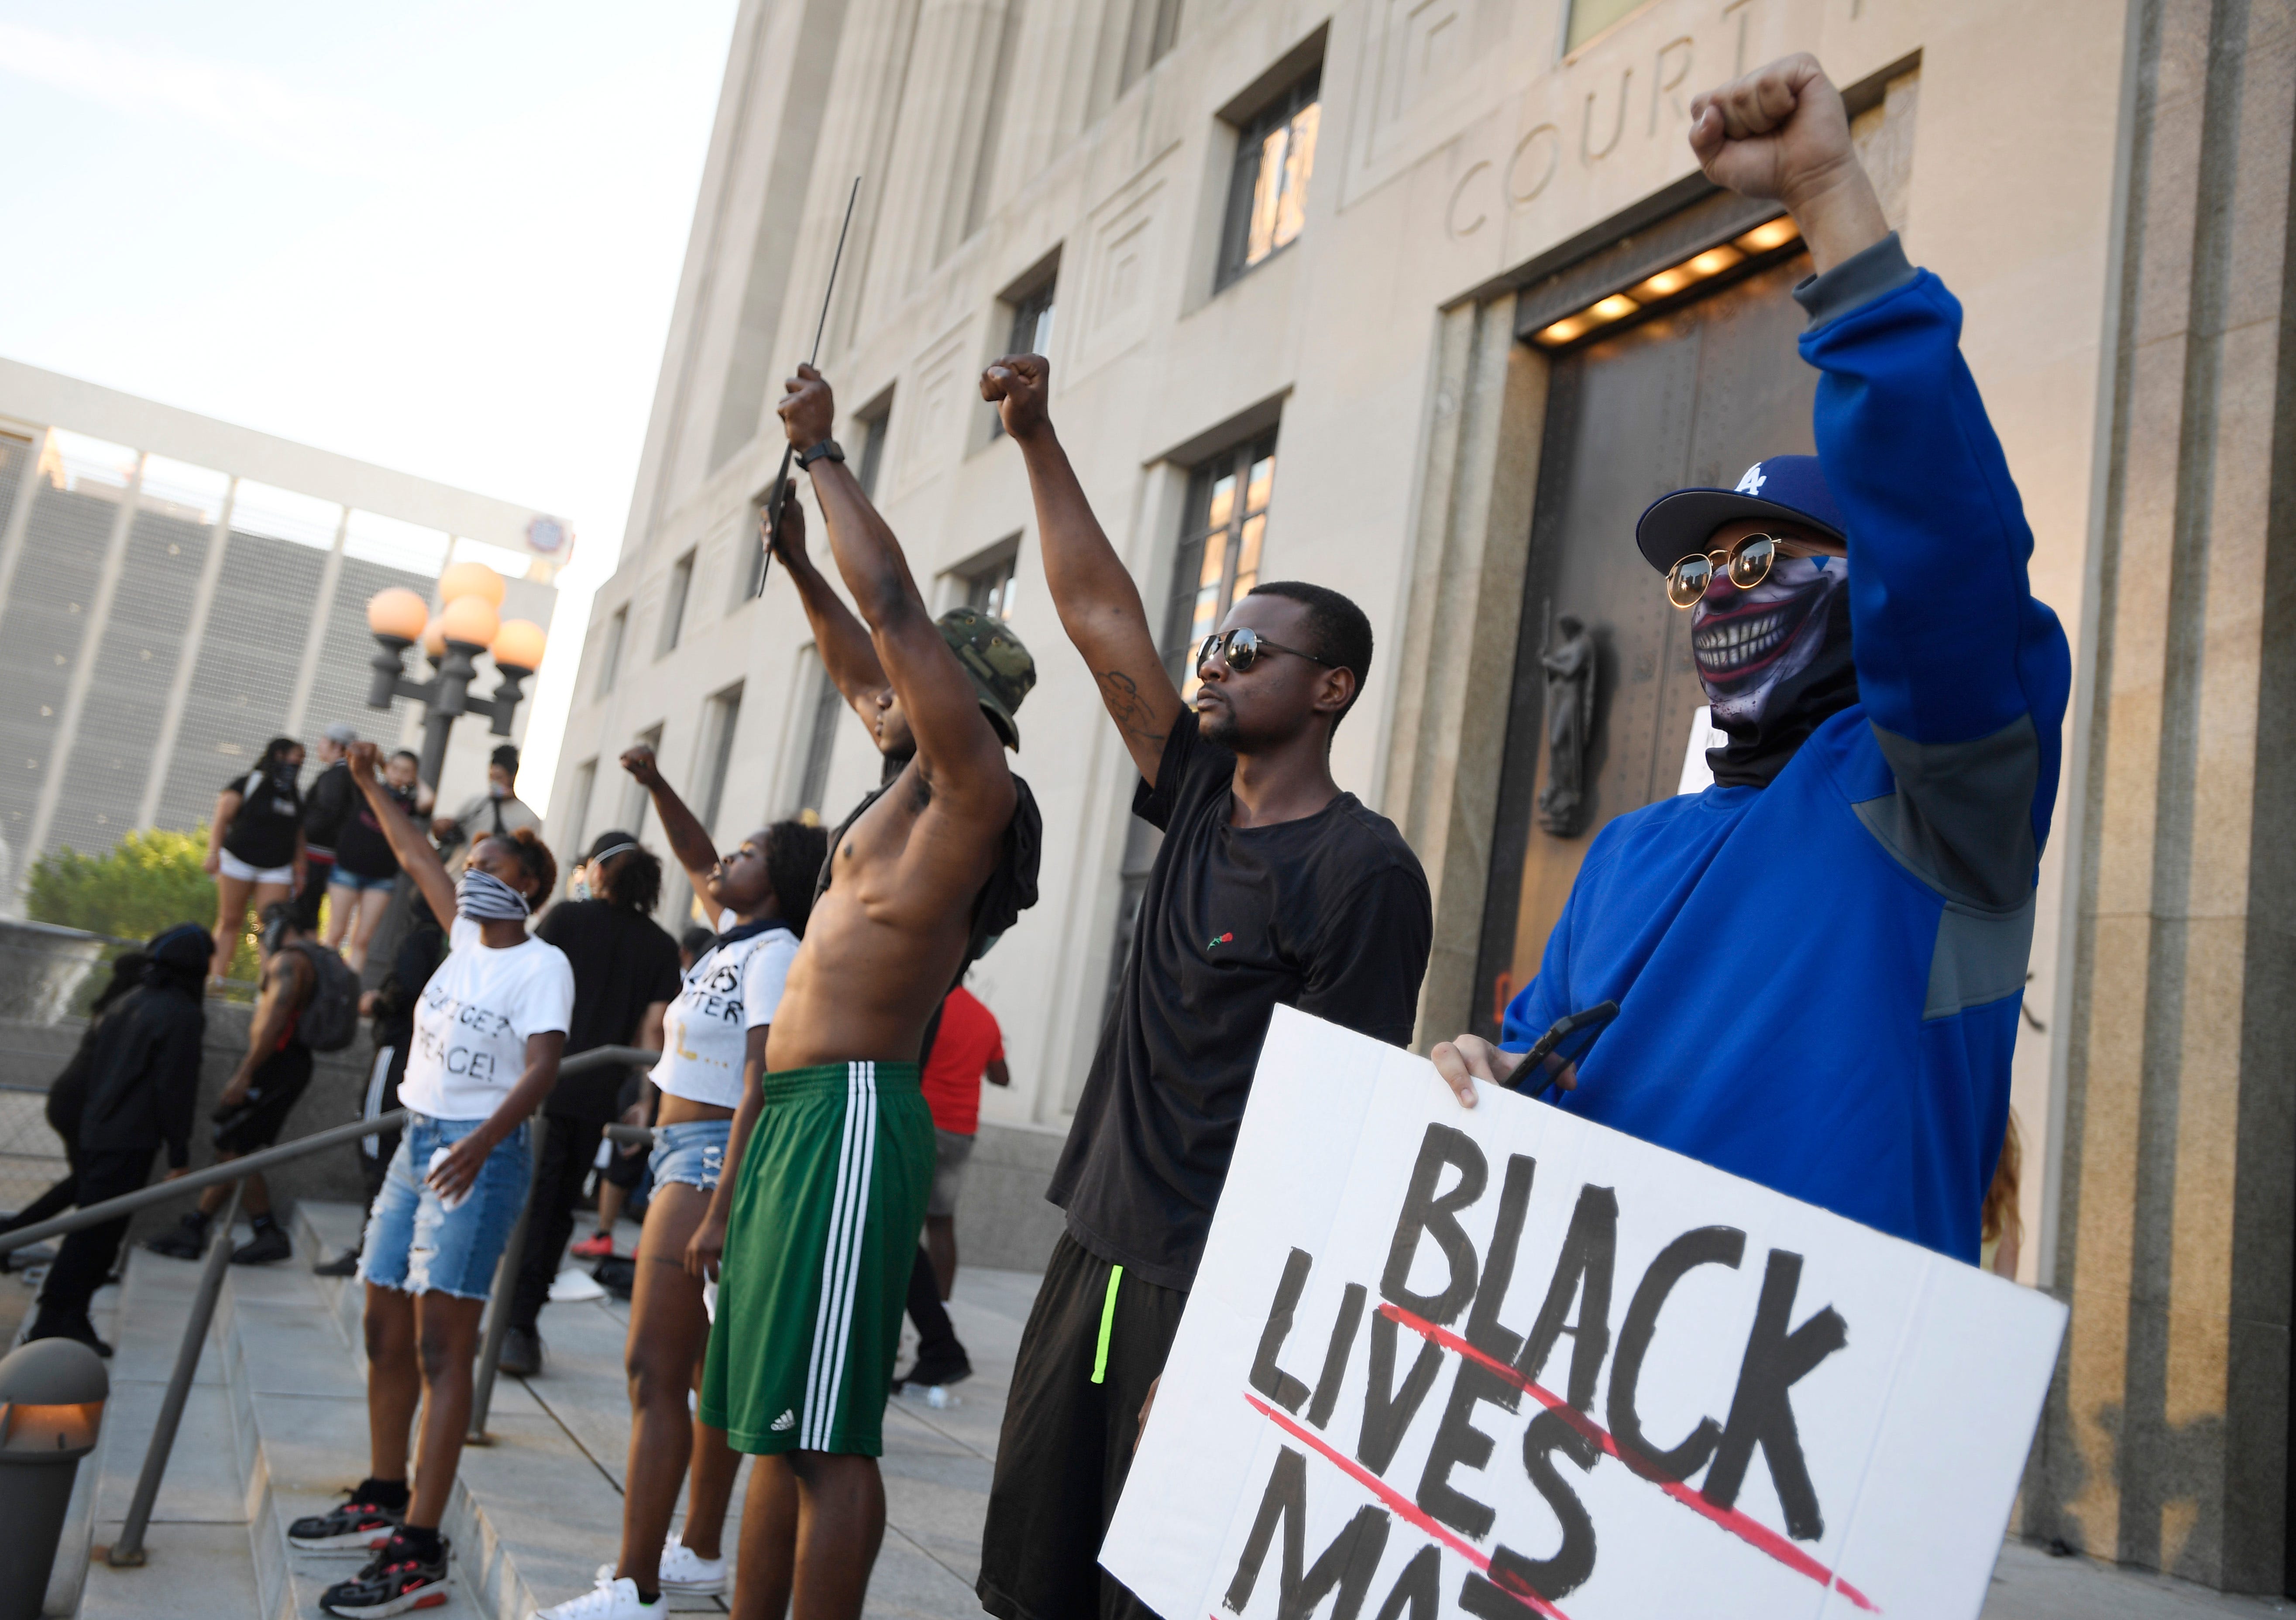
[1691,554,1859,789]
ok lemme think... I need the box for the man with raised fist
[975,347,1431,1619]
[1433,54,2071,1267]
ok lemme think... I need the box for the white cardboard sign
[1102,1009,2065,1620]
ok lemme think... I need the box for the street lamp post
[363,566,548,793]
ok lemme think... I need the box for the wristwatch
[797,439,846,470]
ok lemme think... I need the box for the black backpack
[289,941,363,1053]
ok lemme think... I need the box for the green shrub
[24,826,262,985]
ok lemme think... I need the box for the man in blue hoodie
[1432,52,2071,1265]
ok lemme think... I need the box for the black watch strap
[797,439,846,470]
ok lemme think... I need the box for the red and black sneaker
[287,1487,404,1552]
[318,1533,451,1617]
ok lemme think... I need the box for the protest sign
[1102,1009,2066,1620]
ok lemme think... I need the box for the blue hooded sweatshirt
[1500,236,2072,1262]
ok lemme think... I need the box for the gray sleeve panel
[1925,894,2037,1020]
[1851,714,2041,913]
[1792,232,1918,329]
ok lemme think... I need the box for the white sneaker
[659,1536,728,1595]
[532,1573,658,1619]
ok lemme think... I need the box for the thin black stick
[759,175,862,593]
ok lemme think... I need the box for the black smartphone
[1517,1000,1619,1095]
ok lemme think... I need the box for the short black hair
[764,819,831,936]
[1246,581,1375,732]
[491,744,520,778]
[388,748,419,768]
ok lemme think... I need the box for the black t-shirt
[222,768,303,868]
[533,900,683,1122]
[1046,712,1432,1290]
[334,785,418,879]
[302,762,356,852]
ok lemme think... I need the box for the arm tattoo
[1096,670,1169,751]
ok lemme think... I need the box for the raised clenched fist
[981,354,1051,442]
[761,482,808,563]
[1688,53,1854,211]
[620,744,661,786]
[776,363,837,452]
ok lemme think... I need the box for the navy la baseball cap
[1634,455,1848,573]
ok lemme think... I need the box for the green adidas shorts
[701,1061,934,1456]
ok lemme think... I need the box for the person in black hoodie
[26,924,213,1355]
[0,949,151,1264]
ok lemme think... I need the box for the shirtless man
[691,362,1039,1620]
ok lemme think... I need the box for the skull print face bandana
[1690,553,1859,789]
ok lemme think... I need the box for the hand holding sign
[1103,1010,2064,1620]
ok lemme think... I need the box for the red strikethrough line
[1376,1302,1880,1613]
[1242,1391,1572,1620]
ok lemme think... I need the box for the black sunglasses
[1195,626,1338,675]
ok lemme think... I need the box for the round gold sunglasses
[1667,533,1784,608]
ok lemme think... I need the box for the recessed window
[951,537,1022,621]
[988,267,1058,441]
[656,549,696,657]
[737,485,784,603]
[1117,0,1184,95]
[1217,71,1320,289]
[696,682,743,837]
[1163,430,1277,694]
[1565,0,1654,54]
[595,605,628,697]
[790,646,842,816]
[853,391,894,498]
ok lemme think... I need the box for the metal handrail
[0,1110,413,1254]
[32,1040,662,1571]
[465,1043,659,1439]
[0,1044,660,1254]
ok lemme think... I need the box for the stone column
[1380,295,1546,1050]
[2023,0,2296,1592]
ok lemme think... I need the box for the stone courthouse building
[544,0,2296,1592]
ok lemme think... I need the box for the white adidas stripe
[801,1062,868,1448]
[818,1061,877,1445]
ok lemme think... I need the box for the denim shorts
[358,1113,532,1300]
[651,1117,730,1192]
[330,866,398,892]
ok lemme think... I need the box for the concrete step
[289,1201,1023,1619]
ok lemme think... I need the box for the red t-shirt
[918,986,1003,1136]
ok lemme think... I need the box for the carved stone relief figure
[1537,613,1597,837]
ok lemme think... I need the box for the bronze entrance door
[1471,252,1817,1040]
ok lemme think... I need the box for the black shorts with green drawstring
[978,1229,1189,1620]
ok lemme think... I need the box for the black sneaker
[143,1214,210,1260]
[313,1247,363,1278]
[24,1309,113,1359]
[287,1488,405,1552]
[898,1350,973,1390]
[319,1533,450,1617]
[497,1326,542,1378]
[230,1225,292,1265]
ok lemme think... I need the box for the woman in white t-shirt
[288,742,573,1617]
[528,745,826,1620]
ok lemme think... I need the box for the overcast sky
[0,1,739,812]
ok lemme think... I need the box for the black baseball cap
[1634,455,1848,573]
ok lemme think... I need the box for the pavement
[17,1201,2293,1619]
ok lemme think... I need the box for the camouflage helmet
[937,607,1035,750]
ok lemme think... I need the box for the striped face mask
[457,866,532,922]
